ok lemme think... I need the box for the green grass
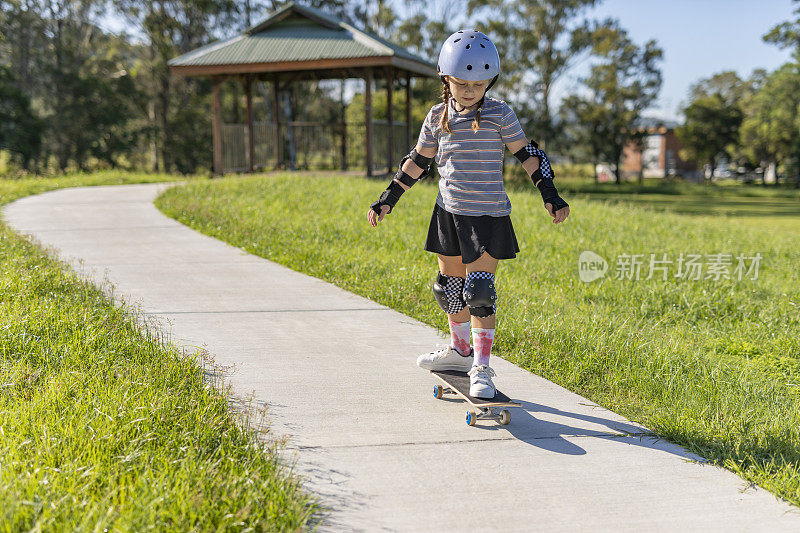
[552,177,800,234]
[155,171,800,507]
[0,170,317,531]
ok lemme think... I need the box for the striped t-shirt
[417,96,526,217]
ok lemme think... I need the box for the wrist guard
[370,179,405,215]
[534,173,569,212]
[513,140,554,186]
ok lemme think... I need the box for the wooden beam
[405,71,412,149]
[212,76,223,176]
[365,68,373,177]
[386,65,394,174]
[169,56,438,79]
[244,74,254,172]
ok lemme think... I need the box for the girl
[367,29,569,398]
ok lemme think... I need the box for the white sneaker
[468,364,496,399]
[416,345,474,371]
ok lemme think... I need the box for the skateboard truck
[431,370,520,426]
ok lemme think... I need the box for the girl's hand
[546,203,570,224]
[367,205,391,227]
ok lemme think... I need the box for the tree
[559,19,662,183]
[739,64,800,186]
[0,64,43,170]
[0,0,50,100]
[112,0,240,173]
[675,93,743,182]
[466,0,598,151]
[763,0,800,64]
[758,0,800,185]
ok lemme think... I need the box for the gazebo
[168,2,438,176]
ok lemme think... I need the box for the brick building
[622,120,699,180]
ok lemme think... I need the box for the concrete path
[4,182,799,531]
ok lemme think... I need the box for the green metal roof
[168,2,436,76]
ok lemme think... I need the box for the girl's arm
[393,143,437,192]
[506,137,569,223]
[505,138,539,181]
[367,142,438,226]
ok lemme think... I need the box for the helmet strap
[452,97,468,113]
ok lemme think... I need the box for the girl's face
[447,76,490,108]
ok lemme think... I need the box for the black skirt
[424,203,520,264]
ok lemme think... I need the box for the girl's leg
[437,254,471,355]
[465,251,499,366]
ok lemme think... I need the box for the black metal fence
[222,120,412,174]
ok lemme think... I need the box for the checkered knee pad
[442,274,466,314]
[463,271,497,316]
[432,273,466,314]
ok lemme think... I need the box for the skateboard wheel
[433,384,443,399]
[499,409,511,425]
[466,411,477,426]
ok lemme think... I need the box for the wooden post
[212,76,223,176]
[386,66,394,173]
[340,78,347,170]
[244,74,254,172]
[405,71,412,149]
[273,75,281,169]
[365,68,373,177]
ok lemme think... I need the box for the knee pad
[431,272,466,314]
[463,271,497,317]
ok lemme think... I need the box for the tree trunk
[149,98,159,171]
[707,159,715,184]
[541,83,551,150]
[51,6,68,171]
[158,70,171,172]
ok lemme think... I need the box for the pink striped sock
[448,318,472,356]
[472,327,495,366]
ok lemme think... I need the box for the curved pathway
[4,183,799,531]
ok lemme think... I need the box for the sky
[98,0,798,123]
[569,0,797,121]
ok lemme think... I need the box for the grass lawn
[0,171,317,531]
[556,178,800,234]
[155,171,800,507]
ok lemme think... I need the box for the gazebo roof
[168,2,438,79]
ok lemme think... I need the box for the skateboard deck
[431,370,521,426]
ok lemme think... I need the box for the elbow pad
[409,148,434,177]
[392,147,436,188]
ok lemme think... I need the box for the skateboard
[431,370,521,426]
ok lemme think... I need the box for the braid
[471,96,485,133]
[439,82,452,134]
